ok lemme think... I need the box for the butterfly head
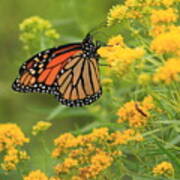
[82,34,100,58]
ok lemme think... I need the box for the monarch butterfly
[12,34,102,107]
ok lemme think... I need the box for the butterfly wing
[12,43,82,94]
[56,56,102,107]
[12,34,102,107]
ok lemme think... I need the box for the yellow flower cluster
[24,170,48,180]
[152,161,174,177]
[150,24,176,37]
[52,127,142,179]
[32,121,52,135]
[151,8,177,24]
[23,170,61,180]
[0,123,29,171]
[151,27,180,55]
[117,96,155,127]
[107,0,177,26]
[150,8,178,37]
[79,151,113,179]
[19,16,60,51]
[138,73,151,85]
[107,5,127,26]
[98,35,145,75]
[55,158,78,174]
[153,57,180,84]
[110,129,143,145]
[125,0,176,7]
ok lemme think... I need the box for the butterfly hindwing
[55,57,102,107]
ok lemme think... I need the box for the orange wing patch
[37,50,82,86]
[47,50,80,68]
[20,72,36,86]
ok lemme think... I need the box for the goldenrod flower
[151,8,177,24]
[152,161,174,177]
[98,36,145,76]
[45,29,60,39]
[161,0,176,7]
[0,123,29,171]
[126,0,176,7]
[117,96,155,127]
[107,5,127,26]
[87,127,109,141]
[71,176,83,180]
[32,121,52,135]
[52,133,81,158]
[19,16,60,51]
[79,151,113,179]
[19,16,52,31]
[23,170,48,180]
[151,27,180,55]
[138,73,151,85]
[102,78,113,86]
[110,129,143,146]
[49,177,61,180]
[108,35,125,47]
[52,127,142,179]
[55,158,78,174]
[153,58,180,84]
[125,0,138,7]
[150,25,167,37]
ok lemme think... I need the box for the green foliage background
[1,0,180,180]
[0,0,118,179]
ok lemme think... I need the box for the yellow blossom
[55,158,78,174]
[117,96,155,127]
[153,57,180,84]
[32,121,52,135]
[151,27,180,55]
[149,25,178,37]
[161,0,176,6]
[52,127,143,179]
[102,78,113,87]
[151,8,178,24]
[52,133,81,158]
[45,29,60,39]
[152,161,174,177]
[79,151,112,179]
[20,16,52,31]
[110,129,143,146]
[98,40,145,76]
[0,123,29,149]
[71,176,83,180]
[23,170,48,180]
[150,25,167,37]
[125,0,137,7]
[126,0,176,7]
[49,177,61,180]
[0,123,29,171]
[107,5,127,26]
[87,127,109,141]
[108,35,125,47]
[138,73,151,85]
[19,16,60,51]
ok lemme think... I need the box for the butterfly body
[12,34,102,107]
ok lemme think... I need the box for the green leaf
[154,139,180,168]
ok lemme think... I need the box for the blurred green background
[0,0,118,179]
